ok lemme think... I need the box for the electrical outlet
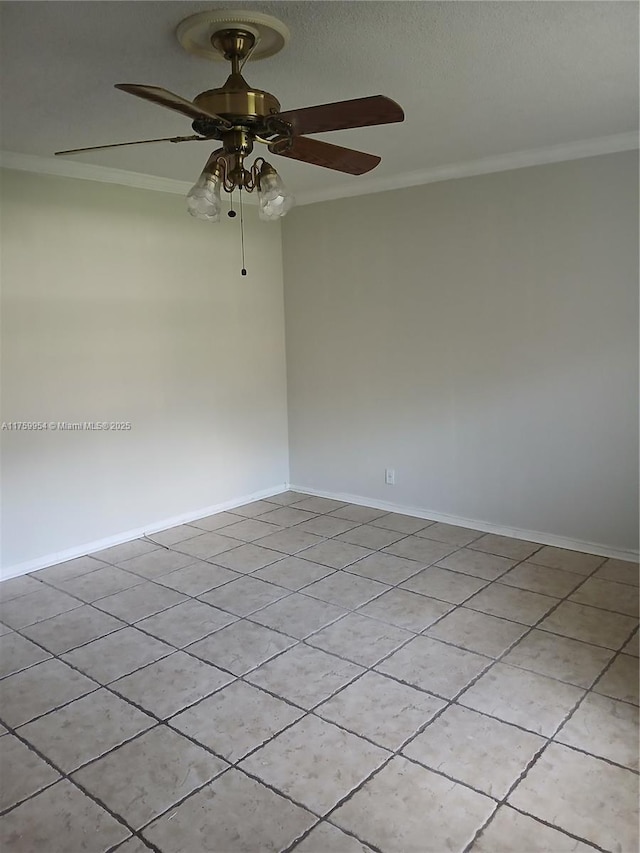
[385,468,395,485]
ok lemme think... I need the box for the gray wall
[1,170,289,573]
[282,152,639,553]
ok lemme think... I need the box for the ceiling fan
[55,10,405,223]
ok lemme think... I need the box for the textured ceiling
[0,1,637,200]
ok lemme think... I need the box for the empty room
[0,2,638,852]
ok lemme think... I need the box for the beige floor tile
[250,592,346,639]
[539,601,638,649]
[524,547,603,575]
[62,627,173,684]
[0,780,130,852]
[93,539,158,564]
[316,671,445,750]
[144,769,315,852]
[213,544,285,572]
[376,636,490,698]
[436,548,516,580]
[291,496,347,513]
[199,576,289,616]
[401,566,489,604]
[424,608,527,658]
[471,806,598,852]
[241,715,389,815]
[0,585,82,629]
[502,630,615,687]
[255,529,326,556]
[189,511,244,531]
[266,491,308,506]
[246,644,364,709]
[303,572,388,609]
[593,654,639,704]
[186,619,296,675]
[594,558,639,587]
[116,548,194,579]
[74,726,227,829]
[346,552,424,585]
[136,599,236,647]
[153,560,240,596]
[416,522,483,547]
[301,540,373,569]
[231,499,280,517]
[20,605,125,654]
[459,663,584,736]
[31,555,109,585]
[221,518,283,542]
[253,556,334,590]
[111,651,233,718]
[0,632,51,678]
[384,536,455,565]
[556,692,639,769]
[307,613,412,666]
[329,505,387,524]
[370,512,432,534]
[0,575,45,601]
[336,524,406,550]
[468,533,540,561]
[0,659,97,727]
[93,581,186,622]
[171,531,239,560]
[0,734,60,810]
[295,516,359,537]
[257,506,318,527]
[570,577,639,617]
[358,588,452,632]
[465,583,558,625]
[332,755,494,853]
[508,743,639,851]
[403,705,544,798]
[18,689,154,771]
[171,681,303,762]
[499,563,584,597]
[294,822,375,852]
[53,566,144,603]
[145,524,203,546]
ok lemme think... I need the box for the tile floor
[0,492,638,852]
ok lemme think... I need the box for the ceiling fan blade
[269,136,381,175]
[274,95,404,136]
[115,84,231,127]
[55,135,206,156]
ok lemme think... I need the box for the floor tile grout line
[2,534,631,712]
[0,721,165,853]
[297,551,617,848]
[1,544,629,716]
[460,558,632,852]
[2,501,636,850]
[502,804,609,852]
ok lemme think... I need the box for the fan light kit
[55,10,404,271]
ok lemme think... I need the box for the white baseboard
[0,483,289,582]
[3,481,637,582]
[289,484,639,564]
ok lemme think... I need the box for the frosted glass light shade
[257,170,294,221]
[187,171,222,222]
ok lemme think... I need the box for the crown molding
[0,150,194,195]
[295,131,640,206]
[2,131,638,206]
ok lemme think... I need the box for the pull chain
[239,187,247,276]
[227,191,236,219]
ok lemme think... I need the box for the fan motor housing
[193,79,281,126]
